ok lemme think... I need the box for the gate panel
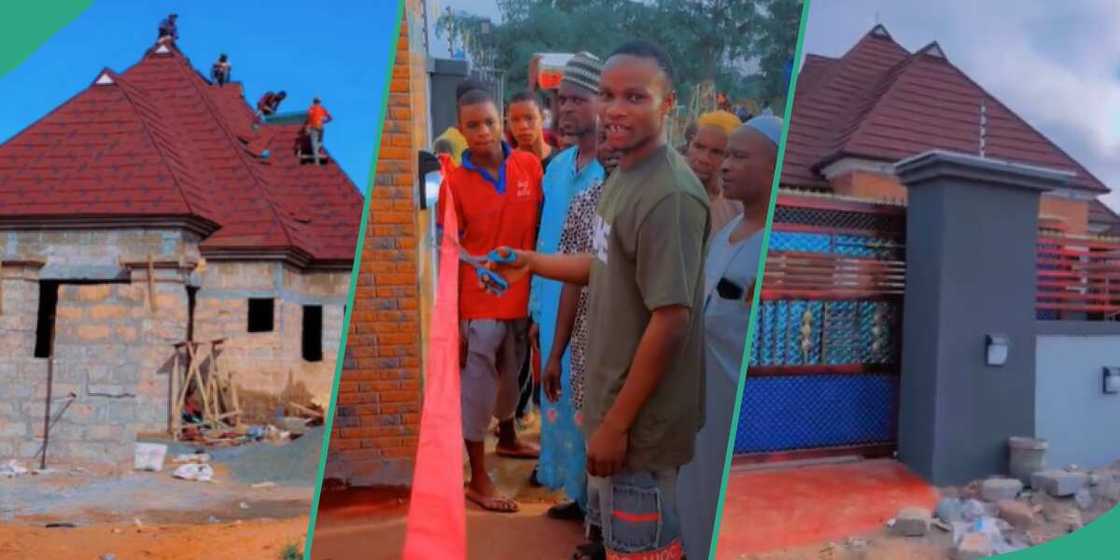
[735,192,906,461]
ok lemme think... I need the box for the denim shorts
[586,469,683,559]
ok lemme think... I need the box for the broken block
[1075,488,1094,511]
[1031,470,1088,497]
[980,478,1023,502]
[891,507,932,537]
[997,500,1036,529]
[953,532,994,560]
[936,497,964,523]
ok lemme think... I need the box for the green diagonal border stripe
[0,1,92,76]
[705,1,1120,559]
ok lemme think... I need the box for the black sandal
[547,501,585,521]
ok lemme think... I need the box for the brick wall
[0,229,191,464]
[325,5,426,487]
[193,262,348,419]
[829,169,1091,234]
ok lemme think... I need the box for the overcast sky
[804,0,1120,210]
[425,0,1119,210]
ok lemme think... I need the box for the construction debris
[173,453,211,464]
[1031,469,1088,497]
[172,339,242,441]
[890,507,932,537]
[1,460,29,478]
[172,463,214,482]
[980,478,1022,501]
[133,443,168,472]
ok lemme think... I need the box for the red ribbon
[402,187,467,559]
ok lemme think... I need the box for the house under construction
[0,40,362,463]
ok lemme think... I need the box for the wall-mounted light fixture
[1103,367,1120,395]
[986,334,1009,367]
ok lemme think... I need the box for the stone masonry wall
[192,261,348,420]
[325,6,425,487]
[0,228,194,464]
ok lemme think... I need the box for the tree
[435,0,802,107]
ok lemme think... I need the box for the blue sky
[803,0,1120,210]
[0,0,400,193]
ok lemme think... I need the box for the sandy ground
[0,517,308,560]
[0,428,323,559]
[311,415,585,560]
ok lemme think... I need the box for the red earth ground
[310,419,585,560]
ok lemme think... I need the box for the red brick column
[326,8,425,487]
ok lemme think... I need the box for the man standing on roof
[211,54,232,87]
[157,13,178,45]
[255,91,287,122]
[306,97,333,166]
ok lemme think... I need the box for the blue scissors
[458,247,518,295]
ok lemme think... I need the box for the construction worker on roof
[211,54,232,87]
[305,97,333,166]
[256,91,287,121]
[157,14,178,45]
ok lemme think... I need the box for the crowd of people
[435,40,781,560]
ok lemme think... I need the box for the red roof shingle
[784,25,1108,194]
[0,43,363,266]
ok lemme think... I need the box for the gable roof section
[0,43,363,267]
[783,25,1108,194]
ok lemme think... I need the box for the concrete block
[891,507,931,537]
[960,499,992,522]
[953,532,993,560]
[0,423,26,438]
[1032,470,1088,497]
[996,500,1036,529]
[981,478,1023,502]
[77,324,111,342]
[1074,488,1093,510]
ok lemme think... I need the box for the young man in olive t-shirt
[489,41,710,560]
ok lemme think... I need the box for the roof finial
[979,100,988,158]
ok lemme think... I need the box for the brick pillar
[895,150,1070,485]
[326,9,424,487]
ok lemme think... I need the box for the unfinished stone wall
[192,261,348,420]
[0,228,196,464]
[326,6,425,487]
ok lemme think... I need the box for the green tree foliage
[436,0,802,106]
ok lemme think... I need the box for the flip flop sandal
[546,501,585,521]
[572,542,605,560]
[465,489,519,513]
[495,445,539,460]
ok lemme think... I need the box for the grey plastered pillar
[895,150,1072,485]
[427,57,469,142]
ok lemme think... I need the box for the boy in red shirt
[438,80,543,513]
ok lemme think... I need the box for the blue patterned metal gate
[734,192,907,461]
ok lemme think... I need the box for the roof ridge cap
[110,71,201,219]
[167,54,304,251]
